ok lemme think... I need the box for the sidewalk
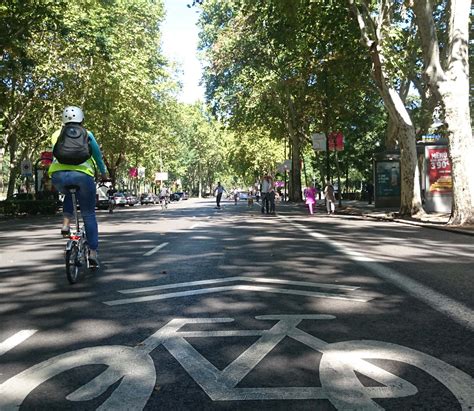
[280,199,474,237]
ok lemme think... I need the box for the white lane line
[0,330,37,356]
[143,242,169,257]
[103,284,371,306]
[118,276,359,294]
[279,215,474,331]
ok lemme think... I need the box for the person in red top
[305,183,317,215]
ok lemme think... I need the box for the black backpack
[53,123,92,165]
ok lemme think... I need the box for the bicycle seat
[64,184,80,191]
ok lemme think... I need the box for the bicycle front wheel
[65,244,80,284]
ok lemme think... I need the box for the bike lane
[0,200,473,410]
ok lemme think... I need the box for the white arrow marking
[118,276,359,294]
[103,284,371,306]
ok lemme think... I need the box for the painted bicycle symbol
[0,314,472,410]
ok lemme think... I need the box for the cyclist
[49,106,107,267]
[106,185,116,214]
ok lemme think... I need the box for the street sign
[311,133,326,151]
[155,172,168,181]
[277,160,291,173]
[138,167,146,178]
[21,159,32,177]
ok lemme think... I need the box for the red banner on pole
[335,131,344,151]
[40,151,53,165]
[328,131,344,151]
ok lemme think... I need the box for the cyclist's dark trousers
[216,193,223,208]
[261,192,270,213]
[52,171,99,250]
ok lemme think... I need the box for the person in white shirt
[213,182,226,209]
[233,188,239,205]
[159,186,169,203]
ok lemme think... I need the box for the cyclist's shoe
[88,250,100,268]
[61,226,70,238]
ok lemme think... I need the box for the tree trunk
[7,140,18,198]
[397,122,422,215]
[291,133,302,202]
[349,0,424,216]
[286,91,303,202]
[385,117,398,151]
[286,120,302,202]
[444,93,474,224]
[0,148,5,194]
[374,65,423,216]
[412,0,474,225]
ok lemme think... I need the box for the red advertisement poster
[428,147,452,193]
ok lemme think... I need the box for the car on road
[113,192,127,207]
[140,193,158,205]
[238,191,249,201]
[170,191,188,201]
[96,186,110,209]
[125,193,139,206]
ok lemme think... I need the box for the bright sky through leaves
[162,0,204,103]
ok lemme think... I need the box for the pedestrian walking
[247,189,254,206]
[366,181,374,205]
[260,174,273,214]
[304,183,317,215]
[213,182,226,209]
[233,188,239,205]
[269,189,276,214]
[324,181,336,215]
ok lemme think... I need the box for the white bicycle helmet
[62,106,84,124]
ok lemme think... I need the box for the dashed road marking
[0,330,37,356]
[143,242,169,257]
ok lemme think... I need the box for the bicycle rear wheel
[65,244,80,284]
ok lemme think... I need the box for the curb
[274,202,474,238]
[339,207,474,237]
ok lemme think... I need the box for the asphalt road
[0,198,473,410]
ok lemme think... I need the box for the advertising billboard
[376,161,400,198]
[427,147,452,194]
[423,145,452,212]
